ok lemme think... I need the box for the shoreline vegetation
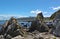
[0,10,60,39]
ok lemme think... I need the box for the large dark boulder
[36,12,44,22]
[53,21,60,37]
[28,13,49,32]
[50,10,60,37]
[1,17,26,38]
[28,21,37,32]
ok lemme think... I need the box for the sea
[0,20,7,25]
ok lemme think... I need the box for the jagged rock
[0,25,3,35]
[28,21,37,32]
[53,22,60,37]
[0,35,4,39]
[50,9,60,19]
[36,12,44,22]
[1,17,26,38]
[28,20,49,32]
[36,23,49,32]
[28,13,49,32]
[51,10,60,37]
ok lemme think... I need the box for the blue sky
[0,0,60,20]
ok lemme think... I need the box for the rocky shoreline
[0,10,60,39]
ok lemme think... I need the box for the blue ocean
[0,20,31,29]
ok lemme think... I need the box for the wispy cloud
[0,14,27,20]
[30,9,42,14]
[43,12,53,17]
[52,6,60,10]
[0,14,27,17]
[30,9,53,17]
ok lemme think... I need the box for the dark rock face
[0,25,4,35]
[0,17,25,39]
[53,20,60,37]
[37,23,49,32]
[51,10,60,37]
[50,9,60,19]
[28,21,37,32]
[28,13,49,32]
[36,13,44,22]
[28,20,49,32]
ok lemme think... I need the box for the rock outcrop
[50,10,60,37]
[50,9,60,19]
[28,13,49,32]
[0,17,26,39]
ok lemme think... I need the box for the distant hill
[44,17,50,20]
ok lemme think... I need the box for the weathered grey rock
[0,25,3,35]
[53,22,60,37]
[28,21,49,32]
[49,10,60,37]
[33,32,44,39]
[36,12,44,22]
[33,37,44,39]
[5,34,12,39]
[1,17,26,38]
[51,10,60,37]
[28,21,37,32]
[0,35,4,39]
[12,35,24,39]
[28,13,49,32]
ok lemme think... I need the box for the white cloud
[30,9,53,17]
[52,6,60,10]
[0,14,27,20]
[30,9,42,14]
[0,14,27,17]
[43,12,53,17]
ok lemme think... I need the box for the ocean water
[18,22,31,28]
[0,20,6,31]
[0,20,31,28]
[0,20,32,31]
[0,20,6,25]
